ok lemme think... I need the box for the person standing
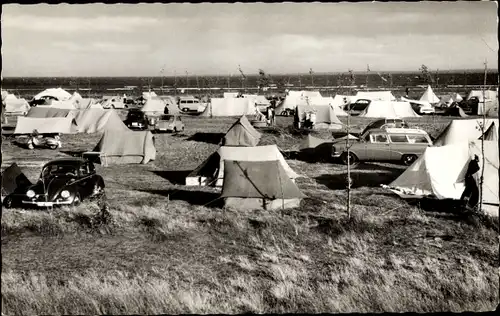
[460,155,481,210]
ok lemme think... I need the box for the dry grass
[2,115,498,314]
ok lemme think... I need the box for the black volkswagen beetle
[18,158,105,208]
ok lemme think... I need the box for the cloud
[51,41,149,53]
[2,15,160,33]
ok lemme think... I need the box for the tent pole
[479,59,487,213]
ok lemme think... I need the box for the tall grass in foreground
[2,197,499,314]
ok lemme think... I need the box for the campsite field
[1,114,499,314]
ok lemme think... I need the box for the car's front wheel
[402,154,418,166]
[340,152,358,165]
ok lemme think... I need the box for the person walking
[460,155,481,210]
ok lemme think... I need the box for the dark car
[124,109,149,130]
[18,158,105,208]
[344,99,371,116]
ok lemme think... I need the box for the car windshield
[42,164,79,178]
[128,111,143,118]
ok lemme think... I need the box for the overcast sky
[1,2,498,77]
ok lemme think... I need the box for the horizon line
[2,68,498,79]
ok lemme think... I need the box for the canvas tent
[420,85,440,104]
[433,119,498,146]
[186,144,300,187]
[141,98,167,114]
[33,88,72,101]
[70,109,129,134]
[94,130,156,164]
[296,104,343,129]
[14,117,74,134]
[354,91,396,102]
[242,94,271,106]
[161,96,180,114]
[467,90,498,116]
[221,160,306,210]
[3,93,30,115]
[200,98,259,117]
[275,90,323,114]
[330,95,350,116]
[27,107,73,118]
[358,101,420,118]
[482,122,498,141]
[1,163,32,201]
[385,140,498,217]
[223,116,262,147]
[142,91,158,100]
[37,100,78,110]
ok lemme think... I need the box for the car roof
[368,128,428,134]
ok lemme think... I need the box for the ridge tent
[466,90,497,102]
[27,107,73,118]
[354,91,396,102]
[33,88,72,101]
[358,101,420,118]
[385,140,498,217]
[221,160,306,210]
[296,103,343,129]
[420,85,440,104]
[142,91,158,100]
[70,109,129,134]
[78,98,102,109]
[39,100,78,110]
[1,163,32,201]
[14,116,74,134]
[199,98,259,117]
[434,119,498,146]
[242,94,271,106]
[275,90,322,114]
[93,130,156,164]
[223,115,262,147]
[141,98,167,115]
[186,144,300,187]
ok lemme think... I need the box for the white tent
[14,117,74,134]
[466,90,497,102]
[242,94,270,106]
[186,144,300,187]
[38,100,78,110]
[354,91,396,102]
[275,90,323,114]
[386,140,498,217]
[199,98,259,117]
[296,104,343,130]
[3,93,30,115]
[437,93,463,107]
[33,88,72,101]
[141,98,166,114]
[359,101,420,118]
[142,91,158,100]
[434,119,499,146]
[420,85,440,104]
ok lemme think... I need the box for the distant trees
[419,64,434,84]
[257,69,272,91]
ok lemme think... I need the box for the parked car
[331,127,433,166]
[101,96,127,109]
[153,114,185,133]
[344,99,370,116]
[178,97,206,113]
[124,109,149,130]
[12,158,105,208]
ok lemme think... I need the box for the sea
[1,71,498,100]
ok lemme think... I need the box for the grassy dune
[1,115,499,314]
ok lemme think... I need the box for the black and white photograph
[1,1,499,314]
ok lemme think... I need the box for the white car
[418,106,436,115]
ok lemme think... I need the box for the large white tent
[33,88,72,101]
[433,119,499,146]
[141,98,166,114]
[2,92,30,115]
[275,90,323,114]
[354,91,397,102]
[358,101,420,118]
[386,140,498,217]
[199,98,259,117]
[419,85,440,104]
